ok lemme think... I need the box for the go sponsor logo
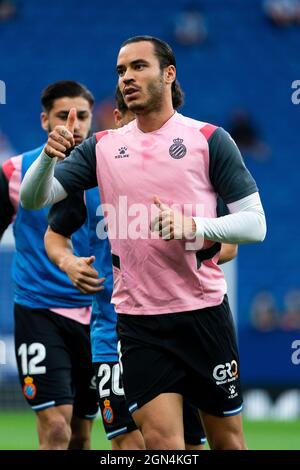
[213,360,238,385]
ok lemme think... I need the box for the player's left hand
[60,254,105,294]
[151,196,196,241]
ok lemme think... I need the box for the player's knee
[69,433,91,450]
[111,430,145,450]
[142,427,184,450]
[69,420,92,450]
[45,418,71,449]
[210,433,247,450]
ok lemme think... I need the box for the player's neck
[136,104,175,133]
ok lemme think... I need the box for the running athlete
[43,92,145,451]
[44,89,237,450]
[45,189,237,450]
[0,81,98,450]
[20,36,266,450]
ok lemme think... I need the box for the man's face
[117,41,170,114]
[41,96,92,145]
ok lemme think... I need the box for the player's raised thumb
[66,107,77,133]
[85,256,96,265]
[154,196,169,211]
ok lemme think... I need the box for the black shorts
[95,362,206,445]
[14,304,98,419]
[117,296,243,418]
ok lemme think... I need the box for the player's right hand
[44,108,76,159]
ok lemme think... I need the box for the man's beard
[128,76,164,114]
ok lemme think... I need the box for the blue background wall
[1,0,300,384]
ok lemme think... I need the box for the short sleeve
[48,191,87,237]
[54,135,98,194]
[208,127,258,204]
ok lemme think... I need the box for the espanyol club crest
[169,138,187,159]
[23,376,37,400]
[102,399,114,424]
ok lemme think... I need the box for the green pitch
[0,411,110,450]
[0,412,299,450]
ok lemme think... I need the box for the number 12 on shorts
[18,343,46,375]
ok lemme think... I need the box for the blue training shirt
[48,186,118,363]
[13,145,93,309]
[85,189,118,363]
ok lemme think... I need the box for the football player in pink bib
[21,36,266,450]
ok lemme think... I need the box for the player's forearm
[44,226,74,272]
[194,192,266,244]
[218,243,238,264]
[20,151,67,210]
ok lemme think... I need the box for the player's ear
[113,109,122,128]
[164,65,176,85]
[41,112,49,132]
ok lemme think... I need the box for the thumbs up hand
[151,196,196,241]
[44,108,76,160]
[65,107,77,134]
